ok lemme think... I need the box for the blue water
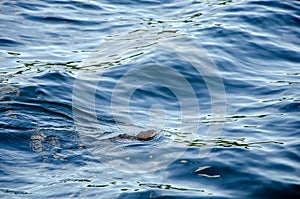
[1,0,300,198]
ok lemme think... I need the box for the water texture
[0,0,299,198]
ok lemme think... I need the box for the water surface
[0,0,299,198]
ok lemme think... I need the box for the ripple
[0,37,22,46]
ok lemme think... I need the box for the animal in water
[112,130,157,141]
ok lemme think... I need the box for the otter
[112,130,157,141]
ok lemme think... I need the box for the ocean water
[0,0,299,198]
